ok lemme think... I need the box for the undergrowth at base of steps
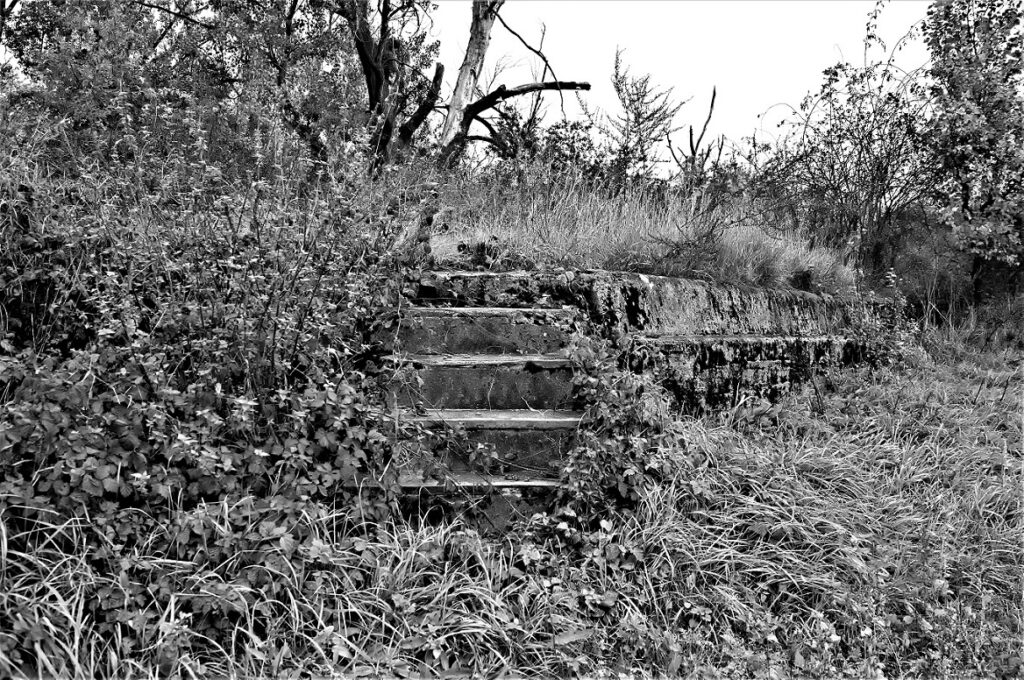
[3,333,1018,679]
[520,333,1021,679]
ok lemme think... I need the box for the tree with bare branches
[434,1,589,167]
[439,0,504,148]
[332,0,444,167]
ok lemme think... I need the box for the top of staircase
[410,269,858,337]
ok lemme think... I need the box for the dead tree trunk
[439,0,505,148]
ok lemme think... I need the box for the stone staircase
[374,270,869,525]
[384,305,584,523]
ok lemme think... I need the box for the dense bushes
[0,142,430,672]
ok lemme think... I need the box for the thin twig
[494,13,568,117]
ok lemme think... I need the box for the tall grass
[433,162,856,295]
[605,354,1021,676]
[3,345,1018,678]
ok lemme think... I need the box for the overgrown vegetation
[3,328,1020,678]
[1,0,1022,677]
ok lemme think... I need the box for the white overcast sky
[430,0,931,145]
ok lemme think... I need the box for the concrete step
[355,409,581,530]
[405,408,583,475]
[408,408,584,429]
[395,470,563,490]
[392,353,575,410]
[391,306,574,355]
[393,470,563,532]
[410,271,570,308]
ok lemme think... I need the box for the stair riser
[398,489,556,532]
[447,428,575,475]
[648,336,855,410]
[395,365,574,410]
[394,316,570,355]
[665,362,792,409]
[646,336,856,368]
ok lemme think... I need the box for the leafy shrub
[924,0,1024,268]
[0,136,436,672]
[558,335,679,520]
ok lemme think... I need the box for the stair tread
[424,270,538,277]
[646,333,850,342]
[404,306,574,317]
[402,353,571,367]
[407,408,584,429]
[396,470,562,489]
[344,470,561,490]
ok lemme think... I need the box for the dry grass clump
[431,163,855,296]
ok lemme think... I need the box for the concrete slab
[389,307,575,355]
[406,353,571,367]
[634,333,861,411]
[407,408,584,429]
[399,409,581,474]
[412,269,861,338]
[395,471,562,489]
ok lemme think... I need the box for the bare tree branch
[471,113,502,142]
[495,13,554,81]
[466,80,590,120]
[439,80,590,167]
[689,87,716,156]
[398,62,445,144]
[493,13,568,116]
[439,0,504,147]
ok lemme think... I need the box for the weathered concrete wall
[410,269,873,413]
[633,334,862,411]
[386,269,878,515]
[412,270,859,338]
